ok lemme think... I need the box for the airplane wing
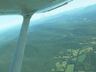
[0,0,73,72]
[0,0,73,15]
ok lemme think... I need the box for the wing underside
[0,0,73,15]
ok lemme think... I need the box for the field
[0,4,96,72]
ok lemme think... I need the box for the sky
[0,0,96,30]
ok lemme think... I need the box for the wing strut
[9,13,33,72]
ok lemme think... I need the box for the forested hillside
[0,4,96,72]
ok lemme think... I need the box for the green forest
[0,20,96,72]
[0,4,96,72]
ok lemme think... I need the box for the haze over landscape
[0,3,96,72]
[0,0,96,30]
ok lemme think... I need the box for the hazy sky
[33,0,96,19]
[0,0,96,30]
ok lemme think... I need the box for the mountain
[38,4,96,24]
[62,4,96,15]
[0,4,96,72]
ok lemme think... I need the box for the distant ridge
[63,4,96,15]
[38,4,96,24]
